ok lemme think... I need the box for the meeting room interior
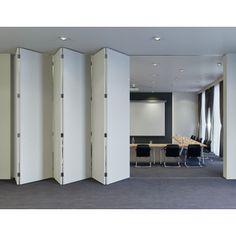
[0,27,236,209]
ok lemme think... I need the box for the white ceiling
[0,27,231,92]
[131,55,223,92]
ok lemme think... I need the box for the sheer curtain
[212,84,222,156]
[205,87,214,141]
[200,92,206,140]
[219,81,223,157]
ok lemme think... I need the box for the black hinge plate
[17,93,20,98]
[61,94,64,98]
[104,94,107,98]
[17,172,20,177]
[104,133,107,138]
[17,133,20,138]
[17,54,20,59]
[104,172,107,177]
[105,54,108,59]
[61,133,64,138]
[61,54,64,59]
[61,172,64,177]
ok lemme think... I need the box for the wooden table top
[130,135,207,148]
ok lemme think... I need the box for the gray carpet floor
[1,155,233,209]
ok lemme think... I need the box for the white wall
[0,54,11,179]
[172,92,198,137]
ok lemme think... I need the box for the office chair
[190,135,196,140]
[135,144,152,167]
[184,144,202,167]
[197,137,203,143]
[164,144,181,167]
[203,140,211,153]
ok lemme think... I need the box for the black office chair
[197,137,203,143]
[190,135,196,140]
[203,140,211,153]
[185,144,202,167]
[135,144,152,167]
[164,144,181,167]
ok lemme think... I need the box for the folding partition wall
[53,48,91,185]
[91,48,130,185]
[14,48,53,185]
[0,54,11,179]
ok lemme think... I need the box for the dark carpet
[131,153,223,178]
[1,154,233,209]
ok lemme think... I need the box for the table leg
[201,147,204,165]
[153,148,156,164]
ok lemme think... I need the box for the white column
[223,54,236,179]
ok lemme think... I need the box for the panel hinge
[61,133,64,138]
[61,172,64,177]
[105,54,108,59]
[61,54,64,59]
[17,172,20,177]
[104,172,107,177]
[52,61,54,66]
[104,94,107,98]
[104,133,107,138]
[61,94,64,98]
[17,54,21,59]
[17,133,20,138]
[90,61,92,66]
[91,131,92,136]
[17,93,20,98]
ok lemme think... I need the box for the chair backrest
[203,139,208,144]
[136,145,151,157]
[198,138,202,143]
[206,140,211,150]
[190,135,196,140]
[165,144,180,157]
[187,144,201,157]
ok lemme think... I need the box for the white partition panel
[15,48,53,185]
[0,54,11,179]
[53,48,91,185]
[63,48,91,184]
[91,48,130,185]
[52,49,63,184]
[91,49,106,184]
[106,48,130,184]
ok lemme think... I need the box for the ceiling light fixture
[179,69,184,73]
[153,36,161,41]
[217,62,222,67]
[153,63,158,67]
[59,36,69,41]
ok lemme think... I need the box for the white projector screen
[130,101,165,136]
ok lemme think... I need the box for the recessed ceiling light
[153,36,161,41]
[179,69,184,73]
[153,63,158,67]
[217,62,222,67]
[131,83,136,88]
[59,36,69,41]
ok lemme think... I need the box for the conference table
[130,135,207,165]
